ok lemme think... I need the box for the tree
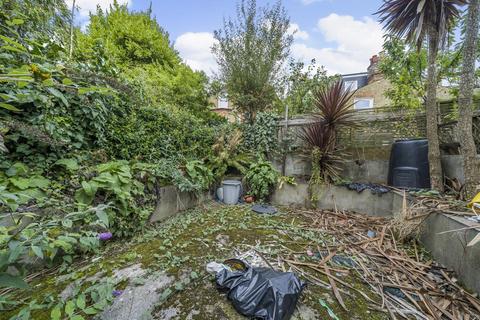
[75,2,211,115]
[457,0,480,198]
[282,59,338,116]
[212,0,293,123]
[0,0,70,59]
[377,0,466,191]
[379,37,427,110]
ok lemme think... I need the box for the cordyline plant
[299,80,356,184]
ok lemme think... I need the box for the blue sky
[70,0,387,75]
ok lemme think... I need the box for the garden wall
[271,182,480,295]
[272,182,403,216]
[272,154,466,185]
[149,186,210,223]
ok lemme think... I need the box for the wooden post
[282,104,289,176]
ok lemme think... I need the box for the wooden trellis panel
[279,100,480,160]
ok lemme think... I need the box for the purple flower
[112,290,123,297]
[98,232,113,241]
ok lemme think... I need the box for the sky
[68,0,386,75]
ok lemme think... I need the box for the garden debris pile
[390,191,479,242]
[261,209,480,320]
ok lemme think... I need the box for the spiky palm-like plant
[312,79,356,142]
[299,122,343,184]
[376,0,466,191]
[299,79,356,184]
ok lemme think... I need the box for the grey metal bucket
[222,180,242,205]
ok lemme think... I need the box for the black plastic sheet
[345,182,390,195]
[216,267,306,320]
[251,204,278,215]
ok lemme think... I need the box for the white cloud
[174,14,384,77]
[292,14,384,75]
[66,0,132,18]
[175,32,218,75]
[288,23,309,40]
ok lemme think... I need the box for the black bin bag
[216,267,306,320]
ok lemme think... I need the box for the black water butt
[388,139,431,189]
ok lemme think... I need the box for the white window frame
[217,96,229,109]
[345,80,358,91]
[354,98,374,110]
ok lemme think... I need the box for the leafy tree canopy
[75,2,211,115]
[213,0,293,123]
[282,59,338,116]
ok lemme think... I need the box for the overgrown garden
[0,0,295,317]
[0,0,479,318]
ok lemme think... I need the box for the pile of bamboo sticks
[276,209,480,319]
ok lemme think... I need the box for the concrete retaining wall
[420,214,480,294]
[274,154,465,185]
[271,182,480,295]
[149,186,209,223]
[272,182,402,217]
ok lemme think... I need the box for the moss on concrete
[4,203,399,319]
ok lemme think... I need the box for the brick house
[341,55,392,110]
[208,95,239,122]
[343,54,453,110]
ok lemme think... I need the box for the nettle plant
[244,158,279,201]
[0,204,107,291]
[0,158,108,291]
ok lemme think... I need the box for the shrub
[299,79,355,184]
[244,158,279,201]
[105,106,217,163]
[184,160,214,191]
[207,128,253,180]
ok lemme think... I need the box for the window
[218,97,229,109]
[345,80,358,91]
[354,98,374,110]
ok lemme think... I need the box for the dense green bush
[105,106,217,163]
[75,160,159,237]
[184,160,215,191]
[75,2,211,116]
[244,158,279,201]
[207,128,253,180]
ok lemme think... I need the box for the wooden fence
[278,100,480,160]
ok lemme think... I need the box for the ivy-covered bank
[0,2,286,318]
[2,203,389,320]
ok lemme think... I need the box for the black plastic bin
[388,139,431,189]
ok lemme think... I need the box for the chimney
[367,54,382,84]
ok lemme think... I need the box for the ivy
[242,112,279,156]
